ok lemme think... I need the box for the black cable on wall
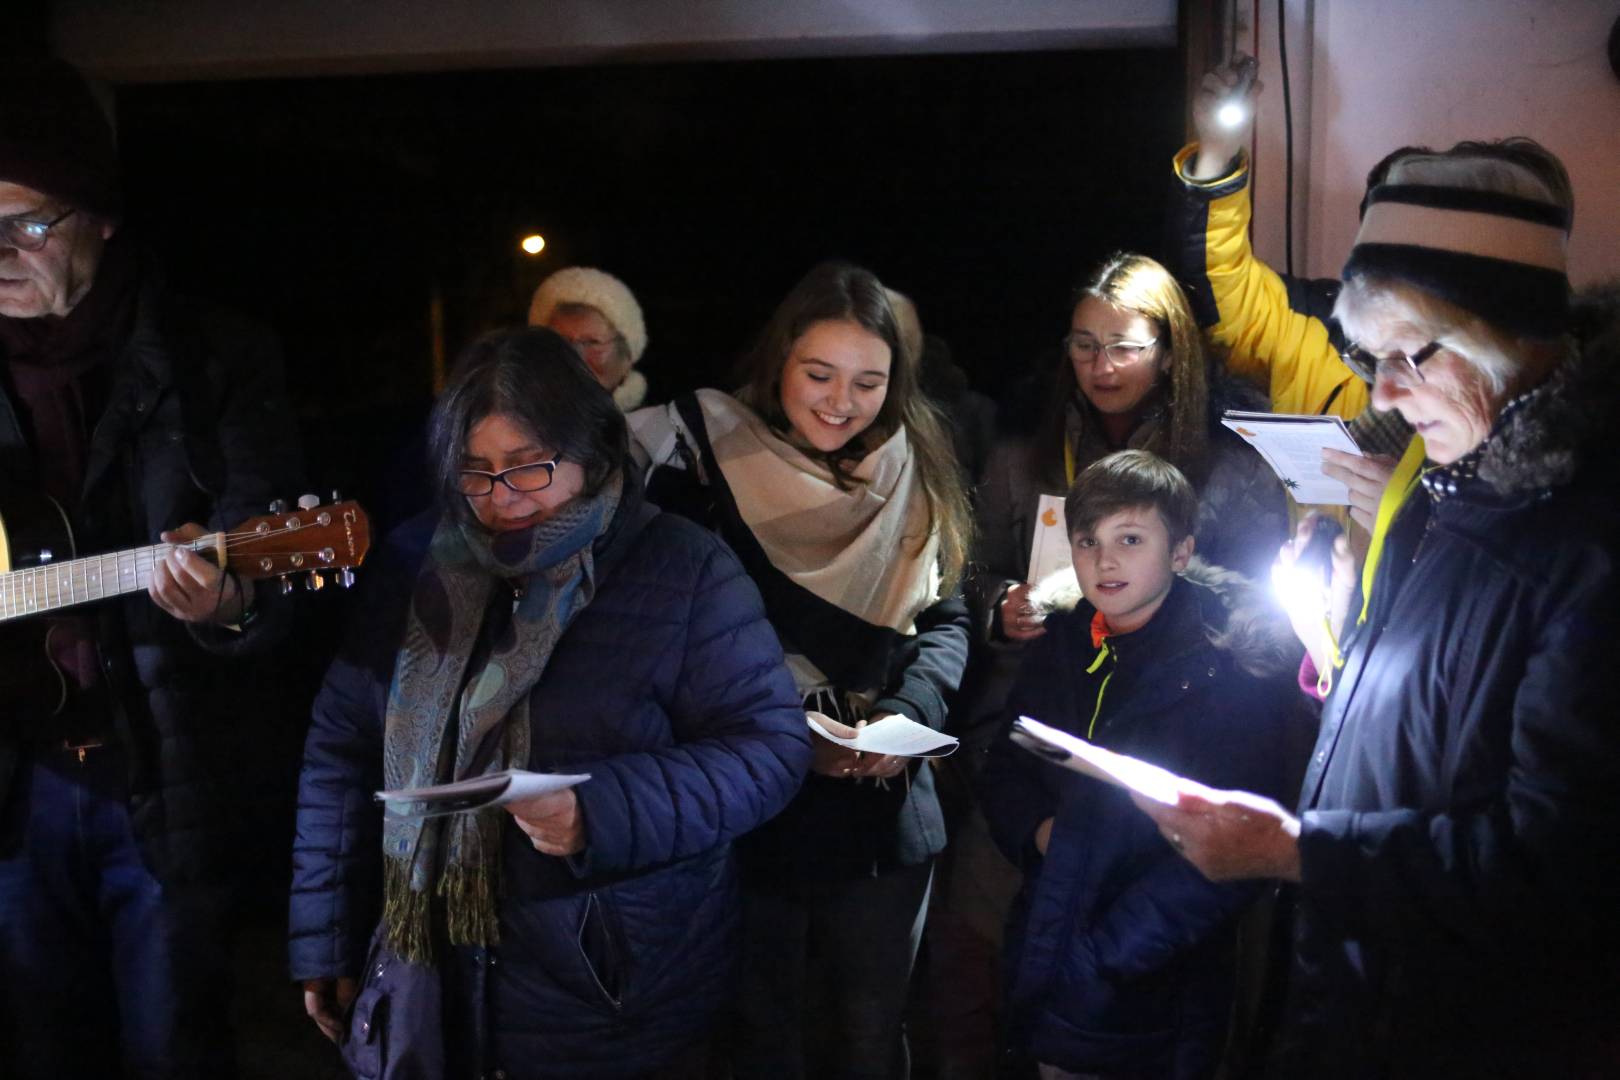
[1277,0,1296,277]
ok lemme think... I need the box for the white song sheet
[1026,494,1072,585]
[807,711,959,758]
[376,769,591,819]
[1010,716,1185,805]
[1220,411,1363,505]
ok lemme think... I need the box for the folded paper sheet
[1010,716,1186,805]
[807,711,959,757]
[376,769,591,819]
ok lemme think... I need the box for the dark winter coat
[1281,286,1620,1078]
[0,262,303,885]
[288,482,811,1077]
[632,393,971,885]
[981,566,1313,1078]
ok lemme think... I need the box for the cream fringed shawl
[694,388,940,643]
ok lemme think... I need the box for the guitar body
[0,483,80,719]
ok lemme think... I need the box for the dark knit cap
[0,59,122,220]
[1343,181,1571,341]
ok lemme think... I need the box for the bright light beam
[1216,101,1248,129]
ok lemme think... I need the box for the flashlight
[1217,55,1259,130]
[1271,517,1344,628]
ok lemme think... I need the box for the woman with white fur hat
[529,265,651,411]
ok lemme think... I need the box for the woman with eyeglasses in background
[290,327,809,1078]
[974,252,1286,643]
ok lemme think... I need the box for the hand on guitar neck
[150,522,245,625]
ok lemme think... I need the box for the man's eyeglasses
[456,457,561,497]
[0,207,77,252]
[1065,333,1158,367]
[1339,340,1443,388]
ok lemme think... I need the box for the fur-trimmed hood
[1477,282,1620,499]
[1029,556,1299,680]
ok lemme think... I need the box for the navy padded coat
[981,571,1310,1078]
[288,487,810,1077]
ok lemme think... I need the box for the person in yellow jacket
[1168,57,1413,534]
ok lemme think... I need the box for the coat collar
[1468,283,1620,503]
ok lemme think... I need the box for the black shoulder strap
[673,392,904,691]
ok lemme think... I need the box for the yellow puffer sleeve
[1172,144,1368,422]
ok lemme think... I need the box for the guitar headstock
[225,496,372,591]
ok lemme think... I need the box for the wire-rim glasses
[1065,333,1159,367]
[1340,340,1443,387]
[0,207,78,252]
[457,457,561,497]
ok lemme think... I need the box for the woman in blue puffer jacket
[288,328,810,1079]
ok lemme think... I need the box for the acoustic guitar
[0,487,371,717]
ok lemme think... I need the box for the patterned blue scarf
[381,472,621,963]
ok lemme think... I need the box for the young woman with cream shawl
[629,262,975,1078]
[289,330,810,1078]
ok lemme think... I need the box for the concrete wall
[1246,0,1620,287]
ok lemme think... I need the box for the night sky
[113,46,1184,503]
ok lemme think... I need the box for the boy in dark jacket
[980,450,1310,1079]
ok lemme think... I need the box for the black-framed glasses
[0,207,77,252]
[456,457,560,497]
[1340,340,1443,388]
[1065,333,1158,367]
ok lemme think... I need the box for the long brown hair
[1035,252,1212,483]
[734,261,973,593]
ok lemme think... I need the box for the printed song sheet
[1010,716,1186,805]
[1220,410,1363,505]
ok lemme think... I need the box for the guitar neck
[0,537,215,622]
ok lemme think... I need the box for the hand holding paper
[1129,786,1302,883]
[1010,716,1301,882]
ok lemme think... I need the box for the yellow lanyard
[1085,641,1114,740]
[1064,438,1076,487]
[1318,433,1426,693]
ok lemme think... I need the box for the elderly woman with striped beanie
[529,265,651,411]
[1132,138,1620,1077]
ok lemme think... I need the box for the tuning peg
[280,577,295,595]
[305,571,325,591]
[269,499,287,513]
[337,568,357,589]
[297,494,321,510]
[330,489,343,503]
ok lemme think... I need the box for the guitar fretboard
[0,539,213,622]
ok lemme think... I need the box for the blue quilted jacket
[288,486,810,1077]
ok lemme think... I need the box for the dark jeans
[733,860,933,1080]
[0,746,234,1080]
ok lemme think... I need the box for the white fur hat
[527,266,648,363]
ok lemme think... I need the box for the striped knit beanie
[1343,173,1571,341]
